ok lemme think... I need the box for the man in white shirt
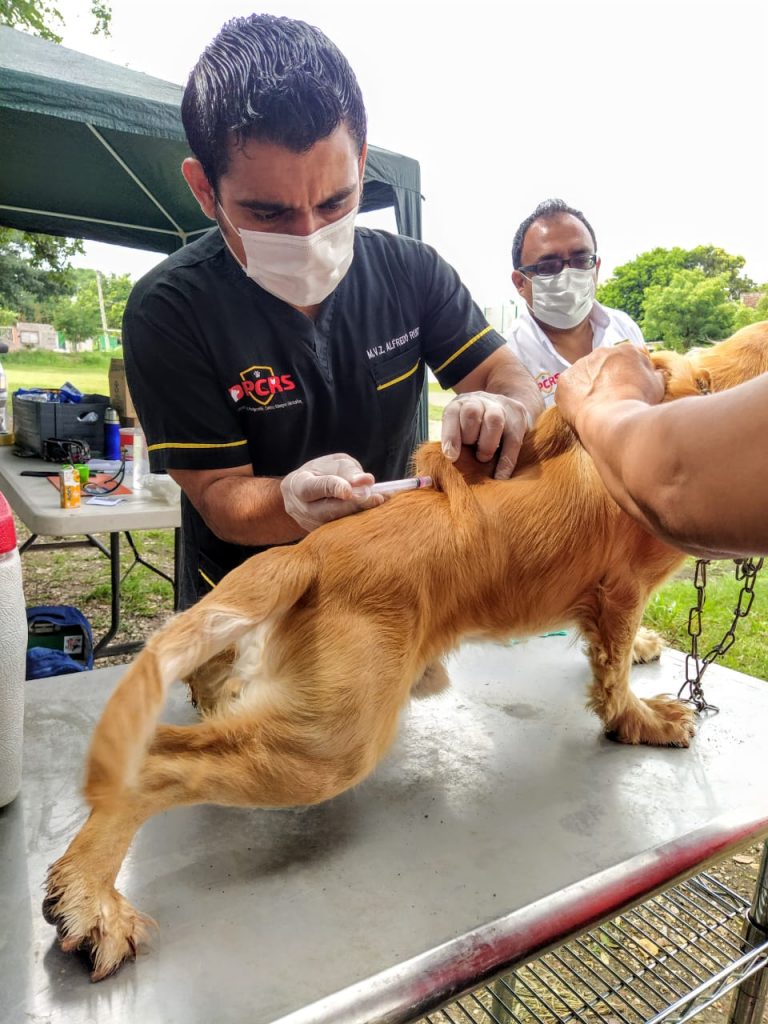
[505,198,644,407]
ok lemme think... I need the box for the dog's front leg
[579,587,695,747]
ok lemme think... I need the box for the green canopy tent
[0,25,423,251]
[0,25,427,436]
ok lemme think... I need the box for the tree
[0,307,20,326]
[596,247,689,323]
[596,245,757,325]
[52,295,97,349]
[0,0,111,41]
[684,245,757,300]
[53,270,132,348]
[0,229,84,321]
[733,288,768,330]
[642,270,736,350]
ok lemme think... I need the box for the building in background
[1,323,59,351]
[483,301,520,334]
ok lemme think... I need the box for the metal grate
[420,873,768,1024]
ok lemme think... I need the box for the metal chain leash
[678,556,765,713]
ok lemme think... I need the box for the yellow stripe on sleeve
[147,439,249,453]
[433,326,493,375]
[198,569,216,590]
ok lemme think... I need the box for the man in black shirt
[123,14,542,607]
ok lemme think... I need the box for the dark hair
[511,198,597,268]
[181,14,367,190]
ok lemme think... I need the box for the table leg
[123,531,175,589]
[92,532,121,658]
[173,526,181,611]
[18,532,38,555]
[728,839,768,1024]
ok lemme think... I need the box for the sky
[55,0,768,311]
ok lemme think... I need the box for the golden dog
[44,322,768,980]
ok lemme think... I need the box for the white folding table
[0,447,181,657]
[2,634,767,1023]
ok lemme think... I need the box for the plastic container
[0,491,27,807]
[12,391,110,456]
[119,425,149,491]
[130,427,149,491]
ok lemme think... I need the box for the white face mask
[219,205,357,307]
[526,267,596,329]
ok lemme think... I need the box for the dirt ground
[15,514,764,1021]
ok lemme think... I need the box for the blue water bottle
[103,407,121,460]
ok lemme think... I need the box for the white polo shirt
[505,302,645,407]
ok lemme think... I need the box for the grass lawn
[643,558,767,679]
[3,349,112,398]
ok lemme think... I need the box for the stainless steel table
[2,634,767,1024]
[0,447,181,657]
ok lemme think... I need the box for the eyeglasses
[518,253,598,278]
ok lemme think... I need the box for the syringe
[351,475,433,499]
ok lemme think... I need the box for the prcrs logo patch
[228,365,297,407]
[535,370,561,398]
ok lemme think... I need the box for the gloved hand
[441,392,535,480]
[280,453,384,533]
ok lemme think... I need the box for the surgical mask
[219,205,357,307]
[526,267,596,329]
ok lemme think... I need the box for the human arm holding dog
[168,456,382,547]
[277,346,543,532]
[555,344,768,558]
[168,345,542,547]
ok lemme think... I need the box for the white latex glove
[441,392,535,480]
[280,453,384,533]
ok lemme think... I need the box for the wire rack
[420,872,768,1024]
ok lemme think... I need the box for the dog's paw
[44,859,154,981]
[608,695,696,748]
[631,626,664,664]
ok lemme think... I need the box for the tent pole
[85,123,188,241]
[0,204,184,242]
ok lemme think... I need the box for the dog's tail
[83,545,314,806]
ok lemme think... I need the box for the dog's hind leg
[631,625,664,664]
[578,582,695,746]
[84,545,315,807]
[45,695,392,981]
[410,658,451,698]
[184,647,240,713]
